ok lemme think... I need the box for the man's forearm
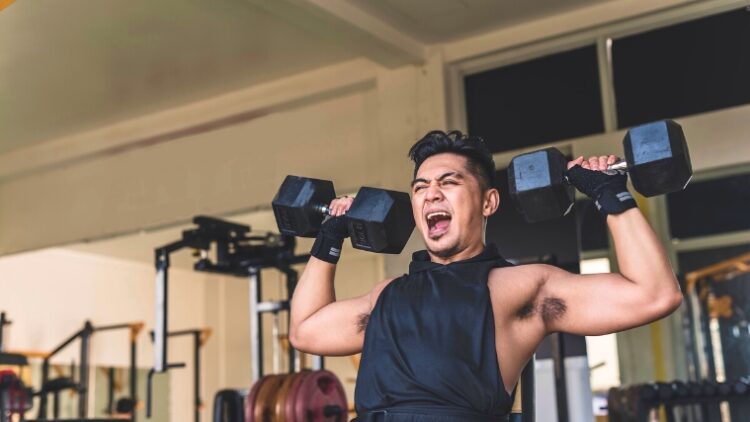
[289,257,337,338]
[608,208,681,298]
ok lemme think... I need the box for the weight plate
[284,371,312,422]
[249,374,285,422]
[291,370,347,422]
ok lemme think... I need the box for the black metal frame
[0,312,10,353]
[148,328,211,422]
[37,320,142,421]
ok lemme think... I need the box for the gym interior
[1,1,749,421]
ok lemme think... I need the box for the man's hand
[327,196,354,216]
[310,196,354,264]
[565,155,636,215]
[567,155,619,171]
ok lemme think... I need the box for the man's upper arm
[537,265,681,336]
[292,278,394,356]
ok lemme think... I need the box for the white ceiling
[0,0,610,156]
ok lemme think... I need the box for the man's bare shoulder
[368,277,398,309]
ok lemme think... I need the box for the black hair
[407,130,496,191]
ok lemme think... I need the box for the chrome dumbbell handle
[313,204,331,215]
[607,161,628,171]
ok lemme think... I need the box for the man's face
[411,153,499,258]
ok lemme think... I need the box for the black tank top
[353,244,515,421]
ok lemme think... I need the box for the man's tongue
[434,219,450,231]
[430,218,450,236]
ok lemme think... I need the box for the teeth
[426,211,451,221]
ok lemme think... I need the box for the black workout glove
[310,215,349,264]
[566,165,637,215]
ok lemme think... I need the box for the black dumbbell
[272,175,415,254]
[508,119,693,222]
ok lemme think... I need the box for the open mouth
[425,211,452,238]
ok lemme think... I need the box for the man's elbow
[288,327,305,351]
[655,289,683,317]
[288,325,314,354]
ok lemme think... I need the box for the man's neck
[428,242,486,265]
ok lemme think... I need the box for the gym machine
[37,320,143,421]
[148,327,212,422]
[149,216,314,418]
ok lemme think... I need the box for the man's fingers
[598,156,608,170]
[328,197,354,216]
[567,156,584,170]
[607,155,618,166]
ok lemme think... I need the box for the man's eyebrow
[410,171,463,187]
[411,177,428,188]
[437,171,463,181]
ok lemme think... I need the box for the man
[288,131,683,421]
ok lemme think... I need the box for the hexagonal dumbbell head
[345,187,415,254]
[508,147,575,223]
[272,176,336,237]
[623,119,692,197]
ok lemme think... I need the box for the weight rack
[149,216,320,416]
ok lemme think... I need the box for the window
[465,45,604,153]
[668,171,750,240]
[613,8,750,128]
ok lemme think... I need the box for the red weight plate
[245,376,268,422]
[284,371,312,422]
[291,370,347,422]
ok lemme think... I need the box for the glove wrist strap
[594,187,637,215]
[311,235,344,264]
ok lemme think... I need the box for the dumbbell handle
[314,198,354,216]
[572,160,628,172]
[314,204,332,215]
[608,161,628,171]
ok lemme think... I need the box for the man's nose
[424,184,444,202]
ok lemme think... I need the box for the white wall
[0,248,215,421]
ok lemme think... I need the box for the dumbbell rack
[608,380,750,422]
[149,216,321,416]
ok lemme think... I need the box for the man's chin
[425,237,460,259]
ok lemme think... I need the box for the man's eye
[414,185,426,192]
[442,180,457,185]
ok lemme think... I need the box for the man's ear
[483,188,500,217]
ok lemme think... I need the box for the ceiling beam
[247,0,425,67]
[0,59,379,181]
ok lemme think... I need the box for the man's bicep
[292,292,371,356]
[540,265,675,336]
[292,277,395,356]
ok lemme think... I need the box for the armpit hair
[541,297,567,323]
[356,313,370,333]
[515,296,567,323]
